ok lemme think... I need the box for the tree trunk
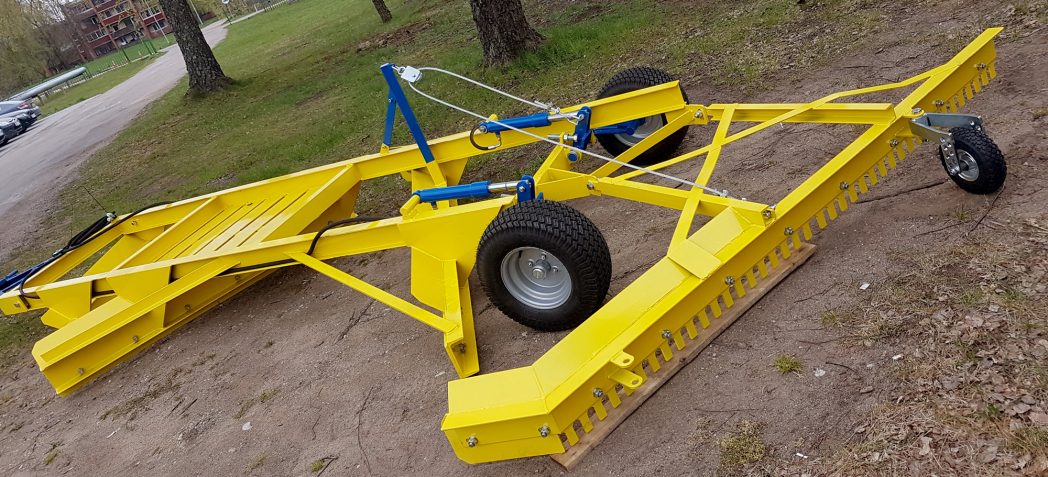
[371,0,392,23]
[158,0,232,95]
[468,0,543,65]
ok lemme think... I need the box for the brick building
[63,0,173,60]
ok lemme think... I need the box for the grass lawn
[0,0,883,355]
[40,56,160,115]
[82,36,176,75]
[52,0,881,224]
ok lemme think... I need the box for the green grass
[83,36,176,75]
[719,420,766,472]
[40,56,160,115]
[819,310,846,328]
[43,449,58,465]
[1009,426,1048,456]
[46,0,882,230]
[773,354,803,374]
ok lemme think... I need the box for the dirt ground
[1,1,1046,476]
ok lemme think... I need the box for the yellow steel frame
[0,28,1001,463]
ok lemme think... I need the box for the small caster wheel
[595,67,690,166]
[940,127,1006,194]
[476,201,611,331]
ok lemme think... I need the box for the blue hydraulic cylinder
[414,181,496,203]
[413,176,538,205]
[478,112,552,134]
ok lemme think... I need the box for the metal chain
[397,66,730,198]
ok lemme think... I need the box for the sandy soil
[1,2,1045,476]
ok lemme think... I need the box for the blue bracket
[593,118,642,136]
[568,106,593,161]
[515,175,537,202]
[380,63,437,163]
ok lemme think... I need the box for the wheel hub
[956,149,980,181]
[531,263,548,280]
[501,247,571,309]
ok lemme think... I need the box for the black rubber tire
[939,127,1006,194]
[476,201,612,331]
[595,67,690,166]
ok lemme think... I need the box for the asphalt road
[0,22,228,221]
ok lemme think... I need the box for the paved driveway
[0,22,228,220]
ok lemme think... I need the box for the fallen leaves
[808,230,1048,474]
[918,436,933,456]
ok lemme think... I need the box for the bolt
[762,208,773,219]
[184,304,192,312]
[132,335,139,343]
[724,276,735,286]
[540,254,546,260]
[518,186,526,192]
[13,303,21,308]
[661,329,672,340]
[911,107,923,115]
[586,182,595,190]
[694,110,704,119]
[131,220,138,226]
[528,260,535,267]
[551,266,559,273]
[456,343,467,353]
[784,227,794,236]
[539,425,551,438]
[976,63,987,70]
[934,99,945,107]
[467,436,478,447]
[234,275,242,282]
[839,181,849,190]
[889,139,899,147]
[77,368,85,375]
[592,388,604,398]
[532,267,547,280]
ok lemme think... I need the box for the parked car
[0,100,41,129]
[0,117,22,147]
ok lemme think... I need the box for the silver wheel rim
[500,247,572,309]
[614,115,665,146]
[957,149,980,182]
